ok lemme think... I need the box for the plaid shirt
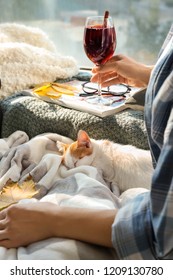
[112,25,173,259]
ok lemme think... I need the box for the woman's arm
[0,202,117,248]
[91,54,154,88]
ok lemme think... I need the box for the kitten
[56,130,153,194]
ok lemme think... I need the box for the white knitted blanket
[0,23,78,99]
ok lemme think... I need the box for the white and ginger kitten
[56,130,153,195]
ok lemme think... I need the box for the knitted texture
[0,23,78,99]
[0,93,149,149]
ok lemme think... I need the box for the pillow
[125,88,146,111]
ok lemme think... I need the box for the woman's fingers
[91,71,117,83]
[0,229,8,240]
[92,55,124,74]
[92,62,115,74]
[0,210,6,221]
[0,239,11,248]
[91,71,126,87]
[0,210,8,234]
[101,77,124,87]
[0,223,5,231]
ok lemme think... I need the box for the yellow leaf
[53,82,78,91]
[0,177,38,211]
[34,90,62,99]
[32,82,79,99]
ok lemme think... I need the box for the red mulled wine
[83,24,116,65]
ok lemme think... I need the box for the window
[0,0,172,67]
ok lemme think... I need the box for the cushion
[125,88,146,111]
[0,92,149,150]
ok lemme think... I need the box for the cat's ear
[77,130,91,148]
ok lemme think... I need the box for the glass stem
[98,74,102,97]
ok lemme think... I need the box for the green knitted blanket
[0,92,149,149]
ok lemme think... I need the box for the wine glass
[83,13,116,105]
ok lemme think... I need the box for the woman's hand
[0,202,58,248]
[91,54,153,88]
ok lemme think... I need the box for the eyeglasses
[80,82,131,97]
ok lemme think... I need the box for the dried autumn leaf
[34,90,62,99]
[32,82,79,99]
[53,82,79,92]
[0,177,38,211]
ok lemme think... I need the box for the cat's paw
[56,141,64,153]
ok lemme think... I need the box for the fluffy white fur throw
[0,23,79,99]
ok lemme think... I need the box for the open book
[28,79,145,118]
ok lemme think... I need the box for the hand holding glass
[83,15,116,104]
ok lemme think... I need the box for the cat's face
[57,130,94,168]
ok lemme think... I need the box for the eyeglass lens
[82,82,131,96]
